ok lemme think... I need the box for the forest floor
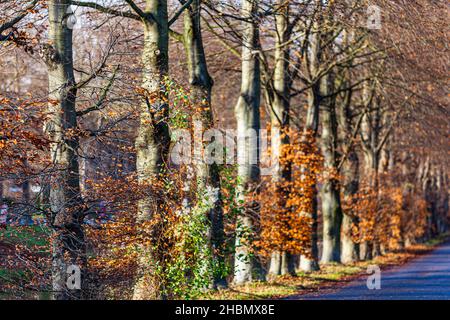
[201,233,450,300]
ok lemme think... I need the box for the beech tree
[0,0,448,300]
[44,0,86,299]
[233,0,263,285]
[181,0,226,289]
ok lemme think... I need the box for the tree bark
[297,97,321,269]
[340,143,360,263]
[266,2,295,277]
[319,74,343,264]
[0,181,3,206]
[45,0,86,300]
[233,0,263,285]
[338,69,360,264]
[183,0,226,289]
[298,15,322,273]
[22,175,32,225]
[359,79,381,260]
[133,0,170,300]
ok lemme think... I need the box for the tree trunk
[360,148,378,261]
[298,183,320,272]
[45,0,86,300]
[359,79,381,260]
[340,137,360,263]
[360,241,373,260]
[341,148,359,263]
[21,174,32,225]
[266,2,294,277]
[341,213,358,263]
[298,93,320,271]
[268,251,281,276]
[133,0,170,300]
[0,181,3,205]
[372,242,382,257]
[338,69,360,264]
[298,16,322,273]
[320,74,343,264]
[183,0,226,289]
[233,0,263,285]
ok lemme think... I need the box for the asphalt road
[296,241,450,300]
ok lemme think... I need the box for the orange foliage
[347,174,430,251]
[257,130,322,257]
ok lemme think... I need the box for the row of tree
[0,0,448,299]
